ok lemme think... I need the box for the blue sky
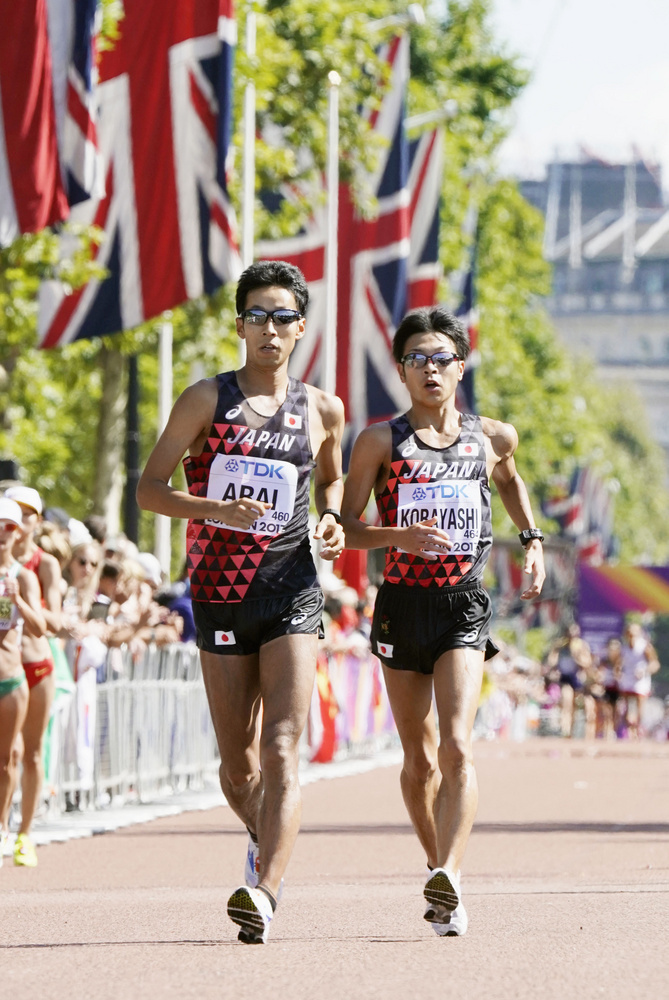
[487,0,669,184]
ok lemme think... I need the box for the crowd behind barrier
[2,489,668,841]
[34,619,669,823]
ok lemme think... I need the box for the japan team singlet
[184,371,319,603]
[375,412,493,588]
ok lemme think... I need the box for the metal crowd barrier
[49,642,220,813]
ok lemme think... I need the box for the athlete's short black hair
[236,260,309,316]
[392,307,470,363]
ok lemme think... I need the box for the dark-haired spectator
[83,515,108,546]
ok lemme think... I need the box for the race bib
[205,453,298,536]
[396,479,481,556]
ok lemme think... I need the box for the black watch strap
[320,508,342,524]
[519,528,544,547]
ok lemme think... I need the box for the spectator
[0,499,46,862]
[5,486,63,866]
[619,622,660,739]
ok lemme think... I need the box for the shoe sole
[227,887,267,944]
[424,871,459,921]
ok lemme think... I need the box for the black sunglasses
[401,351,460,369]
[240,308,302,326]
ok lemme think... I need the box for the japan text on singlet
[375,412,492,588]
[183,371,319,603]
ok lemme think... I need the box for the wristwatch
[320,508,342,524]
[519,528,544,547]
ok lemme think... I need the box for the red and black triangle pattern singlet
[184,372,319,603]
[375,411,493,588]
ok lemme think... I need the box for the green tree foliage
[2,0,668,567]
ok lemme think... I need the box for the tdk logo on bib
[284,412,302,430]
[207,453,298,536]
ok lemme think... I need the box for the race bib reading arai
[205,453,298,536]
[396,479,481,556]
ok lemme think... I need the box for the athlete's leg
[18,671,55,835]
[0,682,29,831]
[583,692,596,741]
[432,647,484,874]
[200,651,263,832]
[560,682,575,738]
[381,665,440,867]
[254,632,318,898]
[626,693,640,739]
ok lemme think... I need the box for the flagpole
[240,5,256,365]
[323,70,341,397]
[155,321,173,577]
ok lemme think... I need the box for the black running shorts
[192,588,325,655]
[370,580,498,675]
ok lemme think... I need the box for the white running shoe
[244,833,284,900]
[428,899,469,937]
[227,885,274,944]
[424,867,465,935]
[244,832,260,888]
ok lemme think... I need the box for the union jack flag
[455,255,479,414]
[62,0,104,206]
[0,0,69,244]
[256,35,444,438]
[38,0,240,347]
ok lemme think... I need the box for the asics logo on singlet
[225,405,242,419]
[401,440,417,458]
[290,612,308,625]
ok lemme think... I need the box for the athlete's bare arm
[307,386,346,560]
[482,416,545,600]
[341,423,453,560]
[38,552,62,633]
[4,569,47,637]
[137,379,270,530]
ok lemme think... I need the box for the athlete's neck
[10,536,34,563]
[236,364,290,412]
[0,547,17,572]
[407,399,462,442]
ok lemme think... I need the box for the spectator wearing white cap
[0,499,46,868]
[5,486,64,867]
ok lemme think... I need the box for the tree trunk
[92,345,127,535]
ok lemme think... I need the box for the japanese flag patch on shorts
[215,630,236,646]
[377,641,394,658]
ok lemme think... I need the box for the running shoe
[424,867,461,927]
[244,832,261,888]
[244,833,284,900]
[227,885,274,944]
[428,899,469,937]
[14,833,38,868]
